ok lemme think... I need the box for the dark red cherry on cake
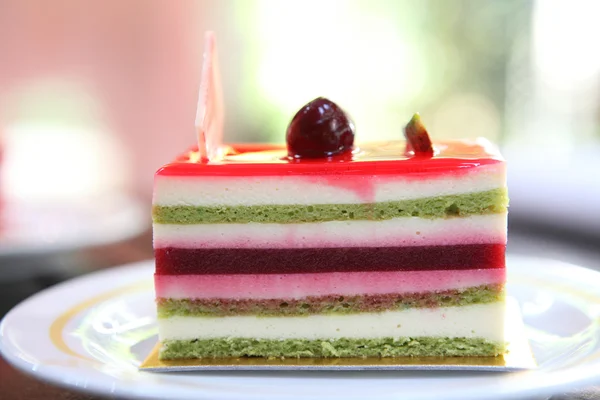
[286,97,355,158]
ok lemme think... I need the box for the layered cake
[152,98,508,359]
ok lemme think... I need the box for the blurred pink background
[0,0,215,198]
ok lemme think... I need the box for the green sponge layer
[153,188,508,224]
[159,337,505,359]
[157,284,505,317]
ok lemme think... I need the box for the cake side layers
[152,188,508,224]
[159,337,505,359]
[155,269,506,300]
[157,284,504,317]
[157,302,505,341]
[155,244,505,275]
[153,162,505,206]
[153,214,507,249]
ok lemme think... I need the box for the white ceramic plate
[0,194,147,258]
[1,255,600,400]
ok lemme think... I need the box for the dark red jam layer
[155,244,506,275]
[156,141,503,177]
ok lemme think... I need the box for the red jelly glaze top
[156,140,504,177]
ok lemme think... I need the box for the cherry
[286,97,355,159]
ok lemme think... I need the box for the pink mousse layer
[155,268,506,300]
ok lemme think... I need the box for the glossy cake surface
[153,138,508,360]
[156,140,503,176]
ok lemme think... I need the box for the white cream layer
[153,163,505,207]
[158,302,505,342]
[153,214,507,249]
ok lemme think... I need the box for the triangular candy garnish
[195,31,225,162]
[404,113,434,157]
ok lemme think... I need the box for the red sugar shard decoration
[404,113,434,157]
[195,31,225,162]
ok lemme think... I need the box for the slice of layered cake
[152,96,508,360]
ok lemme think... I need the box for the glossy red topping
[286,97,355,159]
[156,140,503,177]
